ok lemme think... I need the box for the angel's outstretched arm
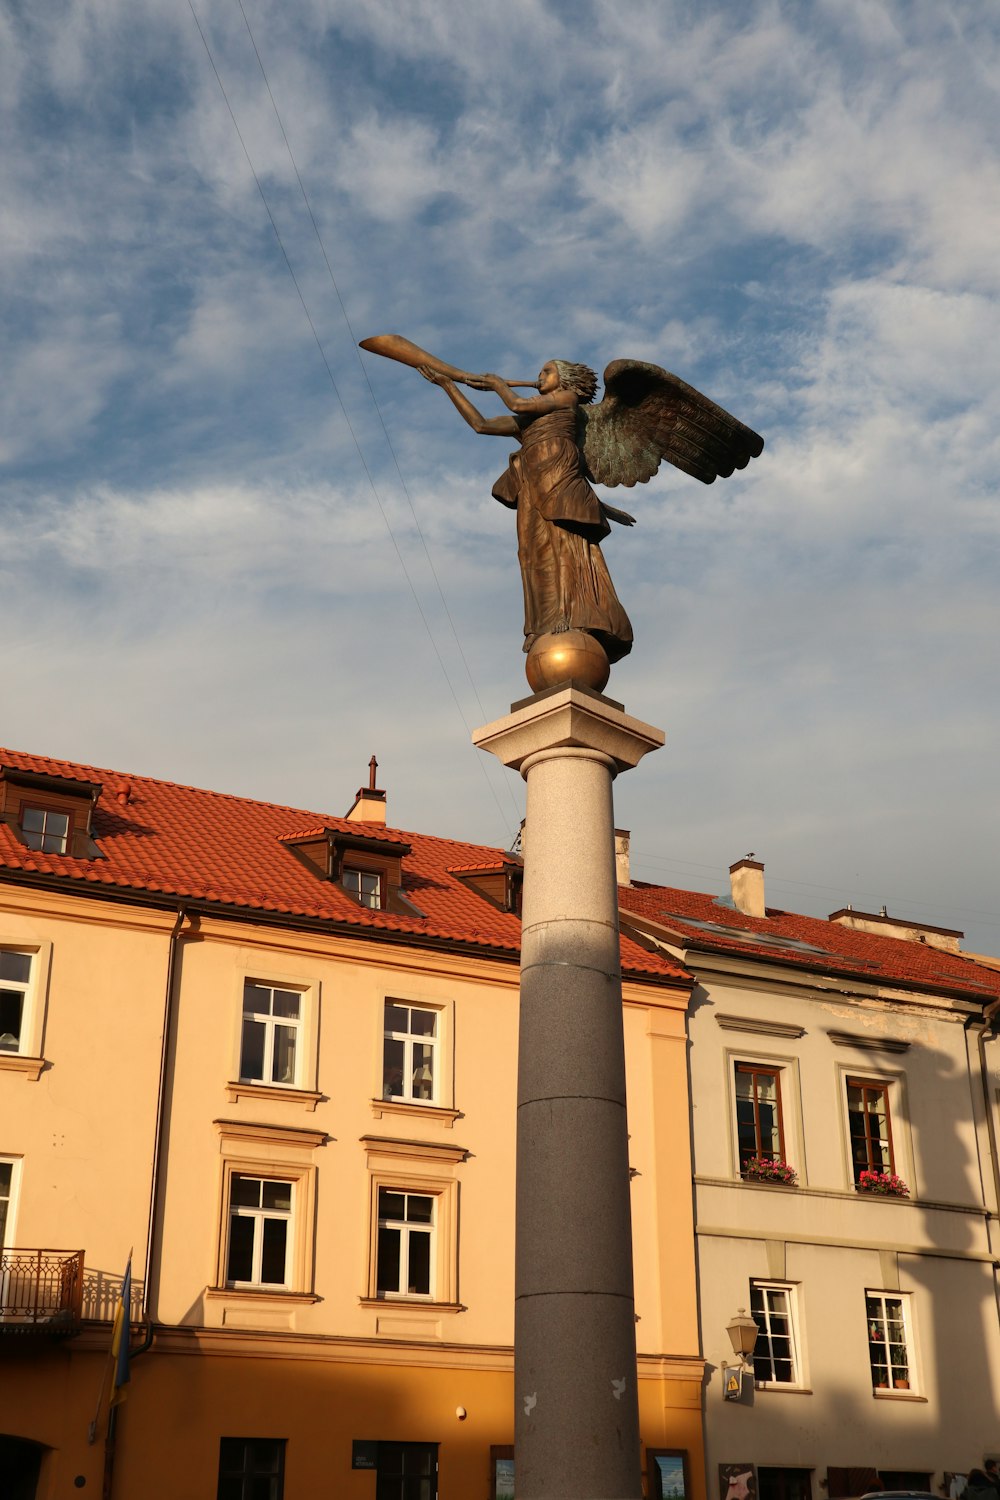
[420,368,518,436]
[470,373,575,417]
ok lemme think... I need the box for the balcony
[0,1249,85,1334]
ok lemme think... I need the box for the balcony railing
[0,1249,85,1334]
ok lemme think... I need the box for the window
[866,1292,912,1390]
[344,867,382,909]
[735,1064,784,1170]
[750,1282,799,1385]
[362,1137,463,1308]
[240,982,302,1087]
[218,1439,285,1500]
[383,1003,438,1103]
[376,1443,438,1500]
[376,1188,434,1297]
[847,1079,894,1183]
[0,952,31,1053]
[226,1175,292,1288]
[212,1122,322,1302]
[20,807,69,854]
[0,1161,16,1248]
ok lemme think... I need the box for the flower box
[742,1157,798,1186]
[857,1170,909,1197]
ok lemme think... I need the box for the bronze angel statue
[360,334,763,689]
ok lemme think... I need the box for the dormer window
[20,806,70,854]
[343,868,382,910]
[281,825,420,915]
[1,766,103,859]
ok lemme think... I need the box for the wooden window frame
[846,1078,895,1182]
[735,1062,786,1170]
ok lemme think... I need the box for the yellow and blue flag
[109,1255,132,1408]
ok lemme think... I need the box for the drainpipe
[140,904,187,1323]
[101,905,186,1500]
[977,1008,1000,1233]
[972,1007,1000,1338]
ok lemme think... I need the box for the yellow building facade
[0,750,703,1500]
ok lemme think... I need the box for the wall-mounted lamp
[725,1308,760,1366]
[722,1308,759,1403]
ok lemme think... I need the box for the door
[376,1443,438,1500]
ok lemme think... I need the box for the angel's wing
[580,359,764,489]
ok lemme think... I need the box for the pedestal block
[474,687,664,1500]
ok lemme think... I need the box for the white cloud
[3,0,1000,951]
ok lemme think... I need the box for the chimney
[730,855,765,918]
[615,828,631,887]
[345,755,386,826]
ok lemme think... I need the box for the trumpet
[359,334,540,388]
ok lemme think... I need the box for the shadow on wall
[81,1266,143,1322]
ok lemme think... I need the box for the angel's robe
[491,406,633,663]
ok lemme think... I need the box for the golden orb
[525,630,611,695]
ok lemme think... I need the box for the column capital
[473,686,664,776]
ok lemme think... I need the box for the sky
[3,0,999,953]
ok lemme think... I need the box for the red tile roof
[0,748,685,984]
[618,882,1000,1004]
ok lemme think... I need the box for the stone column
[474,686,664,1500]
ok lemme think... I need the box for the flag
[109,1255,132,1408]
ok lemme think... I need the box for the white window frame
[343,868,382,909]
[210,1123,323,1302]
[375,1188,436,1300]
[383,1001,440,1105]
[0,1157,21,1250]
[20,806,70,853]
[0,953,32,1054]
[239,980,304,1088]
[0,941,52,1075]
[865,1290,916,1394]
[362,1138,464,1308]
[227,966,320,1105]
[750,1280,803,1388]
[225,1174,293,1290]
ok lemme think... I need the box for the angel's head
[540,359,598,404]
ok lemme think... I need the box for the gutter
[0,867,686,989]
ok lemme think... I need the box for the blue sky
[3,0,999,953]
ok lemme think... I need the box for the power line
[187,1,520,840]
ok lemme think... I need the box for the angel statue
[360,335,763,692]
